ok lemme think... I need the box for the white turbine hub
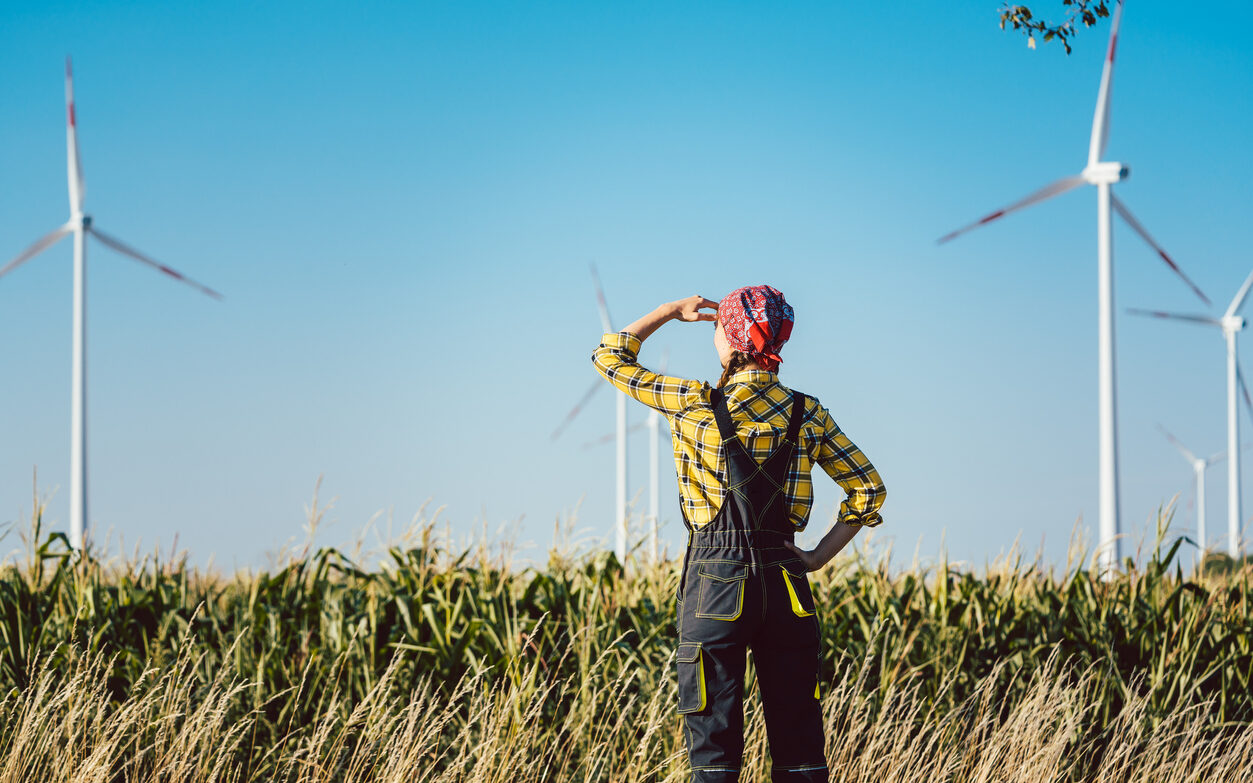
[1082,162,1129,185]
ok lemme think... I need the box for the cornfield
[1,493,1251,782]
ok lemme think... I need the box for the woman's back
[591,332,884,532]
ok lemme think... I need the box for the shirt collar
[727,368,779,386]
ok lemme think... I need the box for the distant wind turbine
[582,351,672,563]
[937,0,1208,572]
[1157,425,1225,556]
[0,59,221,551]
[647,348,670,564]
[552,266,628,560]
[590,265,628,562]
[1130,270,1253,558]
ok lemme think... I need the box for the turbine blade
[88,226,223,300]
[589,264,614,332]
[552,379,602,441]
[1125,308,1221,327]
[1239,363,1253,426]
[581,421,648,450]
[1157,424,1197,464]
[1224,270,1253,319]
[1110,195,1210,307]
[65,57,85,213]
[936,175,1086,244]
[1206,450,1228,466]
[1088,0,1125,166]
[0,224,73,279]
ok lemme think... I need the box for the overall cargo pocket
[781,562,816,617]
[676,642,707,714]
[694,562,749,620]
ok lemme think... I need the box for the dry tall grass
[2,635,1252,782]
[0,492,1250,781]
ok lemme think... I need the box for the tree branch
[1000,1,1112,54]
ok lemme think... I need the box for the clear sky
[2,1,1252,570]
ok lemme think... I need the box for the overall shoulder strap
[784,390,807,444]
[708,387,738,442]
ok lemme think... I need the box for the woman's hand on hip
[784,542,826,572]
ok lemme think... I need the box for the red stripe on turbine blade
[1158,251,1179,272]
[159,265,184,281]
[979,210,1005,225]
[1108,34,1117,63]
[68,104,75,127]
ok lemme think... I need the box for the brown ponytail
[717,351,754,389]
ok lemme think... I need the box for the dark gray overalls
[676,387,828,783]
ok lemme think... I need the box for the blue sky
[2,1,1251,570]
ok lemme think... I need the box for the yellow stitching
[694,574,745,621]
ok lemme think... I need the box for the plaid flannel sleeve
[811,401,886,527]
[591,331,706,415]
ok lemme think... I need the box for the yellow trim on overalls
[695,568,747,621]
[676,643,708,714]
[782,568,815,617]
[696,649,708,711]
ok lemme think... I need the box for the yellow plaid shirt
[591,331,885,531]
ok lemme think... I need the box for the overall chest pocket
[694,562,749,621]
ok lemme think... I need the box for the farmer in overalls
[591,285,886,783]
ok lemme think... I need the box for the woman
[590,285,886,783]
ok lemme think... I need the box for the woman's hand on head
[671,295,719,323]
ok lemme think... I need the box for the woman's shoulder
[772,384,837,434]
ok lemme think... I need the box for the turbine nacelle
[1223,315,1246,334]
[1082,162,1129,185]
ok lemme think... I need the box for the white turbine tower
[552,267,629,560]
[647,348,670,564]
[937,0,1209,572]
[582,411,670,564]
[0,59,221,551]
[589,266,628,562]
[579,350,672,563]
[1130,270,1253,558]
[1157,425,1225,559]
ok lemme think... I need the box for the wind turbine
[647,348,671,564]
[1130,270,1253,558]
[937,0,1209,572]
[1157,425,1225,557]
[0,59,221,551]
[581,350,672,563]
[590,266,628,561]
[552,266,628,560]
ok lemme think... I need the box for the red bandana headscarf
[717,285,794,373]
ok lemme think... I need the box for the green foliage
[1001,1,1113,53]
[0,506,1250,779]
